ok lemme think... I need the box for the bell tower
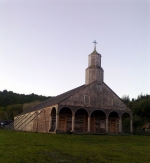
[85,41,104,85]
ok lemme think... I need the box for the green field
[0,130,150,163]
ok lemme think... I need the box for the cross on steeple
[93,40,98,50]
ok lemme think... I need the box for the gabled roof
[103,82,131,111]
[18,81,131,116]
[19,84,87,115]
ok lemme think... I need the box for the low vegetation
[0,130,150,163]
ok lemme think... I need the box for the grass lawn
[0,130,150,163]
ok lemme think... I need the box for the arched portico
[108,111,120,133]
[58,107,72,132]
[49,106,132,134]
[90,110,106,133]
[75,109,88,132]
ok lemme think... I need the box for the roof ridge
[17,81,99,116]
[18,84,86,115]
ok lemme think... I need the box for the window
[97,84,102,91]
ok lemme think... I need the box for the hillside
[0,90,51,120]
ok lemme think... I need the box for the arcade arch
[90,110,106,133]
[75,109,88,132]
[108,111,119,133]
[58,107,72,132]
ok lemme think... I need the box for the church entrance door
[110,120,116,133]
[75,109,88,132]
[90,110,106,133]
[59,115,66,132]
[59,107,72,132]
[108,112,119,134]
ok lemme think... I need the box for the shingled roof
[19,84,87,115]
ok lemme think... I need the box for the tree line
[122,94,150,129]
[0,90,51,120]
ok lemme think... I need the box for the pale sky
[0,0,150,100]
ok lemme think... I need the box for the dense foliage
[0,90,51,120]
[122,94,150,129]
[0,90,50,107]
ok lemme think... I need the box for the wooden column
[130,117,133,133]
[55,114,59,131]
[71,114,75,132]
[106,118,108,133]
[119,118,122,133]
[49,115,52,131]
[87,116,91,133]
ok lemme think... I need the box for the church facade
[14,45,133,134]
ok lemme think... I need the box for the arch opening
[108,111,119,133]
[59,107,72,132]
[90,110,106,133]
[75,109,88,132]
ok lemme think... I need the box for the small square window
[97,84,102,91]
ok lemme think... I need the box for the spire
[93,40,98,53]
[85,41,104,85]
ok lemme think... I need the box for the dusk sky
[0,0,150,99]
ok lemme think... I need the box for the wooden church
[14,43,133,134]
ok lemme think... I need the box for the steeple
[85,41,104,85]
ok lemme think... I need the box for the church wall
[14,115,23,130]
[14,114,26,130]
[37,110,46,132]
[23,112,34,131]
[14,112,35,131]
[33,112,38,132]
[14,106,52,132]
[45,107,51,131]
[36,107,51,132]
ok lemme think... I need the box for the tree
[122,95,130,104]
